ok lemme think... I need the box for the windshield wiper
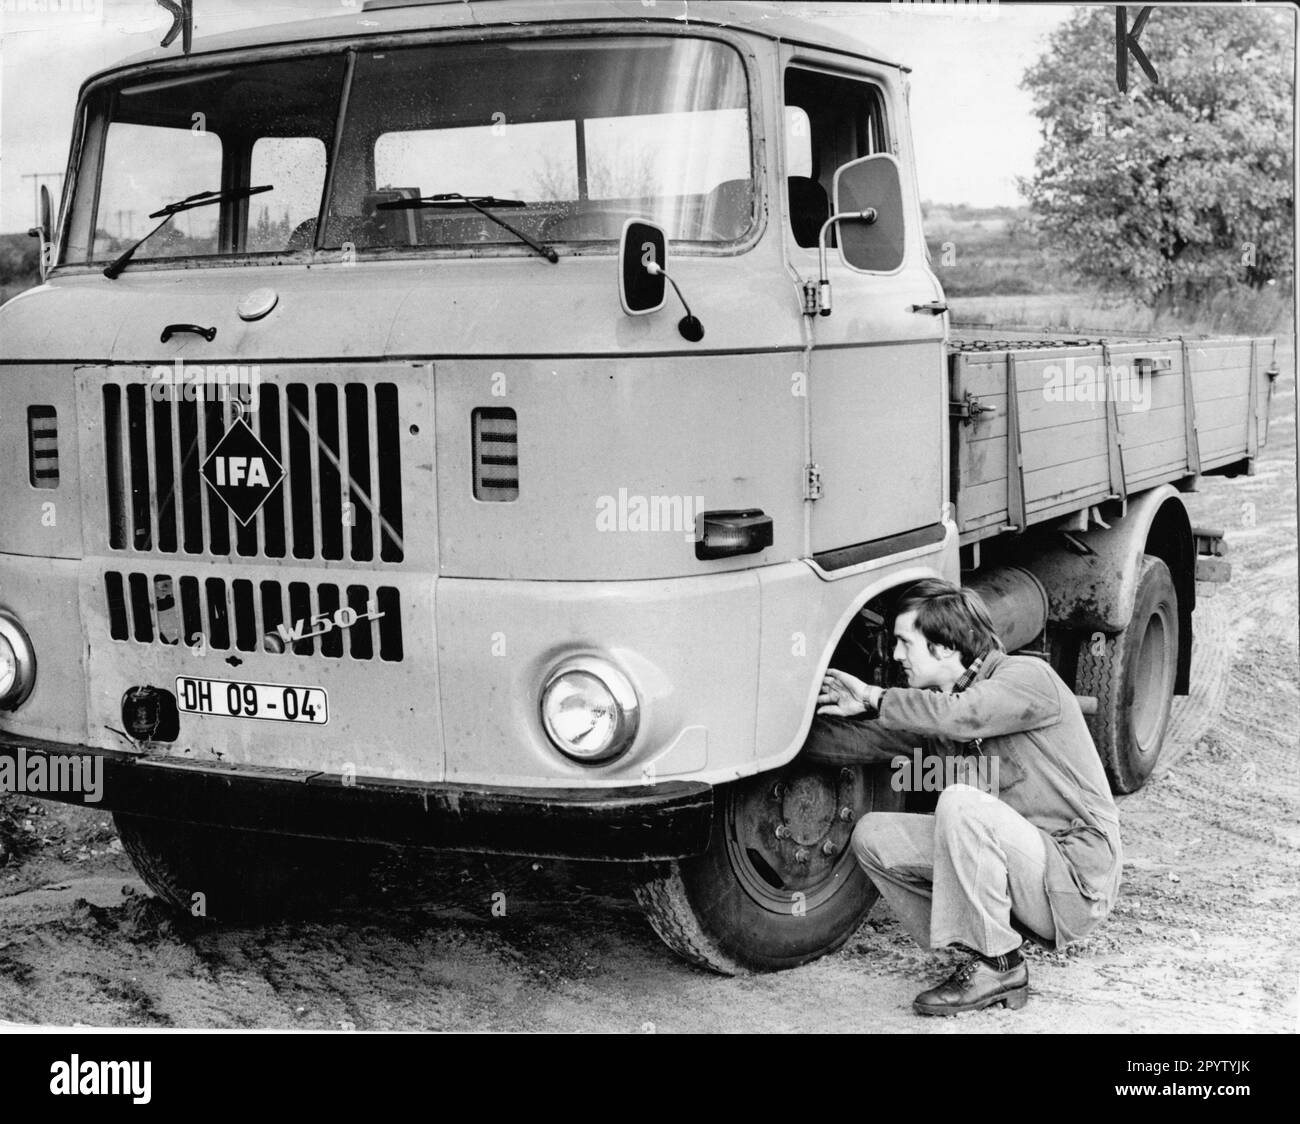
[376,192,558,263]
[103,184,273,279]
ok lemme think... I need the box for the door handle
[161,323,217,343]
[910,301,948,315]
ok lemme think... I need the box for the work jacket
[806,649,1123,946]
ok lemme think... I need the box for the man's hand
[817,668,884,718]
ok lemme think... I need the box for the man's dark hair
[894,579,1003,666]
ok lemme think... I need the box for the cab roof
[101,0,906,79]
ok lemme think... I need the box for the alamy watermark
[595,488,705,541]
[891,748,999,794]
[147,360,262,410]
[0,0,103,18]
[1042,359,1150,412]
[0,748,103,804]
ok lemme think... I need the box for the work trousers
[852,783,1057,956]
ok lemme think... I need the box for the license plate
[175,677,329,725]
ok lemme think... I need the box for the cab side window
[784,69,888,248]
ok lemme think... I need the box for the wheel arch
[1012,486,1196,693]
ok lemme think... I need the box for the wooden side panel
[951,337,1273,541]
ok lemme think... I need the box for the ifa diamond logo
[200,417,284,526]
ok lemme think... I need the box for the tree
[1021,7,1293,307]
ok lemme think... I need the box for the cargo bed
[948,335,1279,543]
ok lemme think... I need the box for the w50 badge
[176,677,328,724]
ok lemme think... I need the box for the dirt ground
[1,362,1296,1035]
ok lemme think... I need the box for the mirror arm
[815,209,878,317]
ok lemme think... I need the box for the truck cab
[0,0,1268,974]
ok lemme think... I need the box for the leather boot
[912,957,1029,1016]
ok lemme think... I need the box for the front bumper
[0,732,714,861]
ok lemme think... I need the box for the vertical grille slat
[344,384,373,561]
[102,375,404,565]
[258,580,281,653]
[377,586,403,662]
[177,397,204,554]
[126,384,152,550]
[346,584,375,661]
[317,385,344,560]
[143,389,162,554]
[154,396,178,553]
[154,574,180,645]
[365,383,383,563]
[167,394,186,553]
[106,572,129,640]
[205,576,231,650]
[180,575,202,649]
[375,383,404,561]
[204,400,231,556]
[192,395,215,556]
[286,384,314,559]
[232,578,257,652]
[305,386,325,560]
[259,386,287,558]
[127,571,155,642]
[335,385,352,562]
[104,386,127,549]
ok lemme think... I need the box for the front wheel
[633,760,901,974]
[1075,554,1180,794]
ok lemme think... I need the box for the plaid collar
[952,649,991,694]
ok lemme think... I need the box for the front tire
[633,759,901,974]
[1075,554,1179,794]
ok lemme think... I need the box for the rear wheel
[633,759,901,974]
[1075,554,1179,794]
[114,813,381,923]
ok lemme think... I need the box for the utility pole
[20,172,65,228]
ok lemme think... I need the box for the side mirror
[832,153,905,273]
[619,218,667,315]
[29,184,54,282]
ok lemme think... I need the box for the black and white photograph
[0,0,1294,1077]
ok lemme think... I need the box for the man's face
[892,610,960,690]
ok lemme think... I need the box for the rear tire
[114,813,381,923]
[1075,555,1179,794]
[633,759,901,974]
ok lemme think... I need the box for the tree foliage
[1021,7,1293,306]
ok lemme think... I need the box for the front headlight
[0,612,36,710]
[540,657,639,764]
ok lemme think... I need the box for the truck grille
[102,380,404,562]
[104,571,403,661]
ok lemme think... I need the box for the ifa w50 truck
[0,0,1278,973]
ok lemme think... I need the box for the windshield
[61,35,754,268]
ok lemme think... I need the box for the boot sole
[913,984,1029,1017]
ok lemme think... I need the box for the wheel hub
[725,764,865,910]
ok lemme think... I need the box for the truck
[0,0,1279,975]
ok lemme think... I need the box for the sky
[0,0,1080,232]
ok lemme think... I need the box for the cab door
[782,55,948,562]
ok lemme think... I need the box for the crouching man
[806,579,1122,1016]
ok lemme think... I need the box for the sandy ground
[1,363,1296,1034]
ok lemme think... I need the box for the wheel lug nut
[774,824,792,840]
[794,847,810,863]
[839,807,855,822]
[822,840,839,856]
